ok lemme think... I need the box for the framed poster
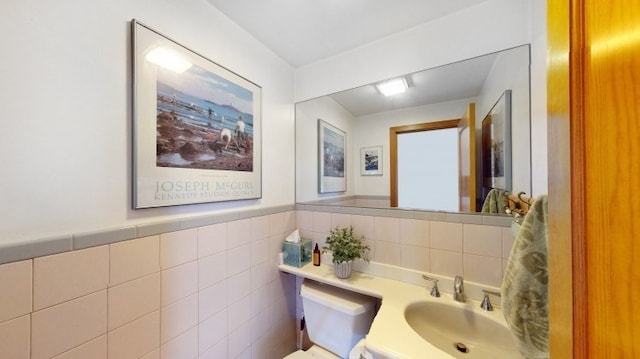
[360,146,383,176]
[481,90,512,201]
[132,19,262,208]
[318,119,346,193]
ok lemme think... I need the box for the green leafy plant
[322,226,370,264]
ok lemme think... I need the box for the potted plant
[322,226,370,279]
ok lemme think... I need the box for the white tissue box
[282,238,312,267]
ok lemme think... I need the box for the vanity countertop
[278,263,510,359]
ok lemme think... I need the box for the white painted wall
[0,0,295,245]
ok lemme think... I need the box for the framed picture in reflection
[481,90,512,202]
[318,119,346,193]
[360,146,383,176]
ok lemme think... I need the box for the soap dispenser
[313,243,321,266]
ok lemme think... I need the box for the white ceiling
[206,0,491,68]
[205,0,498,115]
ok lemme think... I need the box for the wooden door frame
[389,119,460,207]
[548,0,586,357]
[548,0,640,357]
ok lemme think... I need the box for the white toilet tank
[300,280,378,358]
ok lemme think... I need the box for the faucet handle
[422,275,441,297]
[480,289,501,311]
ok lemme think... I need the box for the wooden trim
[549,0,640,357]
[568,0,589,356]
[390,128,398,207]
[458,103,476,212]
[389,119,460,207]
[547,0,576,357]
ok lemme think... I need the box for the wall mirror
[295,45,532,215]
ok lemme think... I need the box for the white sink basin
[404,301,521,358]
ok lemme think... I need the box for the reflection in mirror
[295,45,532,215]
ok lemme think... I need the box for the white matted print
[318,119,346,193]
[360,146,383,176]
[132,20,262,208]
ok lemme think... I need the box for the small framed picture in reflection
[360,146,383,176]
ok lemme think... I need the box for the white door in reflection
[397,128,459,211]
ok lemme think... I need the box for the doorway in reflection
[397,127,459,211]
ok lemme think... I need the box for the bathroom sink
[404,301,521,358]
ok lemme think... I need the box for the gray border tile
[444,212,484,224]
[482,215,512,227]
[0,236,73,265]
[137,220,181,238]
[414,211,447,221]
[74,226,137,249]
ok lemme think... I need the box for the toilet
[285,279,378,359]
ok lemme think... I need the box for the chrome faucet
[453,275,466,303]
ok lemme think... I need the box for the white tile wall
[161,261,198,306]
[228,219,252,248]
[53,335,107,359]
[312,212,331,233]
[200,338,228,359]
[108,273,160,330]
[199,280,228,321]
[297,211,513,288]
[107,311,159,359]
[198,309,227,354]
[0,211,297,359]
[399,218,429,247]
[33,246,109,310]
[430,221,463,251]
[0,315,30,359]
[32,291,107,359]
[374,240,401,266]
[198,252,227,289]
[330,212,352,229]
[161,326,198,359]
[109,235,160,286]
[0,209,508,359]
[374,216,400,242]
[160,229,198,269]
[0,260,32,323]
[197,223,227,258]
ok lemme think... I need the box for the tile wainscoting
[0,207,298,359]
[295,204,514,289]
[0,204,513,358]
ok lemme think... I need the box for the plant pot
[334,261,353,279]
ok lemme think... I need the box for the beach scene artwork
[133,19,261,208]
[155,63,254,172]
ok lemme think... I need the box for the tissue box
[282,238,312,267]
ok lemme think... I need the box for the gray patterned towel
[501,195,549,359]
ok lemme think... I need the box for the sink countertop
[278,263,510,359]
